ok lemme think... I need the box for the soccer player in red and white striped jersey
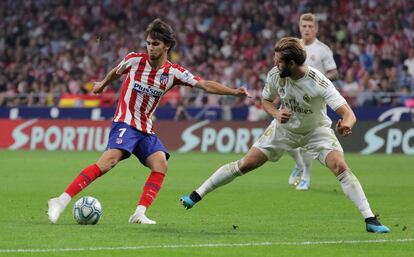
[47,18,249,225]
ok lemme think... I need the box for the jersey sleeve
[172,64,201,87]
[262,67,280,101]
[321,80,347,110]
[322,48,337,72]
[116,52,141,74]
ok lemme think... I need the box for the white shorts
[252,120,343,165]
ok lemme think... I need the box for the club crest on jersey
[160,72,169,87]
[116,138,123,144]
[278,87,286,97]
[303,94,311,103]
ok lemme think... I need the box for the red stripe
[140,95,150,133]
[126,59,145,127]
[125,58,146,129]
[115,75,130,122]
[128,87,138,128]
[140,68,157,132]
[124,52,143,62]
[147,65,171,133]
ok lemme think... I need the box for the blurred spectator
[0,0,413,109]
[174,100,193,120]
[404,49,414,78]
[399,65,414,90]
[247,97,268,122]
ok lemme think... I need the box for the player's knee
[148,159,168,173]
[238,159,257,174]
[331,160,348,174]
[157,159,168,172]
[98,156,120,173]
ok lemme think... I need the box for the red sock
[138,171,165,208]
[65,164,102,197]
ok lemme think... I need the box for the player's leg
[287,148,304,185]
[128,134,170,225]
[295,149,313,190]
[180,146,268,209]
[47,148,124,224]
[325,150,390,233]
[47,122,136,224]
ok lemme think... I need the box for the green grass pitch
[0,150,413,257]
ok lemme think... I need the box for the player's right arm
[262,98,292,123]
[93,52,138,94]
[261,67,292,123]
[92,66,122,94]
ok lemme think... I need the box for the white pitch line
[0,238,413,253]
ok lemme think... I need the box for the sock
[337,169,375,219]
[134,205,147,215]
[189,191,202,203]
[288,148,304,171]
[64,164,102,197]
[195,161,242,198]
[138,171,165,208]
[57,192,72,206]
[300,151,313,181]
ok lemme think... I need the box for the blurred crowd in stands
[1,0,414,111]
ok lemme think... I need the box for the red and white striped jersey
[113,52,201,134]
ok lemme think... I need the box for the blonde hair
[300,13,317,26]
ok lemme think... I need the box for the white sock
[58,192,71,207]
[337,170,374,219]
[196,161,243,198]
[300,152,313,181]
[288,148,304,171]
[135,205,147,215]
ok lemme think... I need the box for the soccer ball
[73,196,103,225]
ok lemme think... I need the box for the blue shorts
[106,122,170,165]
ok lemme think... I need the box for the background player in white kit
[287,13,339,190]
[180,37,390,233]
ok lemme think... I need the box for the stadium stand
[1,0,413,109]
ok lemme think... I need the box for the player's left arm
[196,80,249,97]
[334,104,356,137]
[325,69,339,81]
[323,48,339,81]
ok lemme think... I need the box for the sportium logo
[9,119,110,151]
[178,120,265,153]
[361,107,414,154]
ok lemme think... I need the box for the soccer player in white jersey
[181,37,390,233]
[287,13,340,190]
[47,19,249,225]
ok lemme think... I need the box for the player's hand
[234,87,250,98]
[276,108,292,123]
[92,82,105,94]
[336,119,352,137]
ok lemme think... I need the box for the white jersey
[304,39,337,74]
[262,66,346,134]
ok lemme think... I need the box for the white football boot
[128,205,156,225]
[47,198,67,224]
[295,179,310,190]
[288,166,303,186]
